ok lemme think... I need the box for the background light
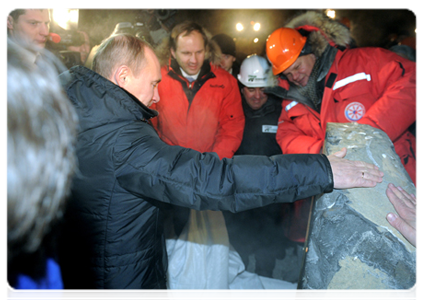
[236,23,244,31]
[253,22,261,31]
[326,9,336,19]
[52,9,79,30]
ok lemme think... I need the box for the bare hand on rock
[328,147,384,189]
[386,183,416,247]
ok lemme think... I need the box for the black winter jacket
[58,66,333,289]
[235,94,282,156]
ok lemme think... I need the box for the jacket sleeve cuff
[321,154,334,192]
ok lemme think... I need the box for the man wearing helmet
[266,11,416,185]
[223,54,289,279]
[235,54,282,156]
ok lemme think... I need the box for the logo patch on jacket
[210,84,225,89]
[345,102,366,121]
[262,125,278,133]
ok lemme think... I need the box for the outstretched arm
[385,183,416,247]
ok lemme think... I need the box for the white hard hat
[237,54,271,87]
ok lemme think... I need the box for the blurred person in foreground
[7,38,78,289]
[57,33,383,289]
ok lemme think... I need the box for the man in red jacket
[266,11,416,183]
[151,21,245,287]
[266,11,416,244]
[151,21,244,230]
[152,21,244,159]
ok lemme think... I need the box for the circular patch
[345,102,366,121]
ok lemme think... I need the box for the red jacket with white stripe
[277,47,416,183]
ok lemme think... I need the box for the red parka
[151,61,244,159]
[277,47,416,183]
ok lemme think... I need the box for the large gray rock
[299,122,416,289]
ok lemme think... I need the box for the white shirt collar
[180,68,200,81]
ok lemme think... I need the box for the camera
[111,10,178,47]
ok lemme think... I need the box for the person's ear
[113,65,130,88]
[170,48,176,59]
[7,15,15,30]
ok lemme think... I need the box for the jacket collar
[61,66,158,130]
[241,94,280,118]
[168,58,212,81]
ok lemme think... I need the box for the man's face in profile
[124,47,162,108]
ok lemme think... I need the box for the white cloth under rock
[166,209,297,289]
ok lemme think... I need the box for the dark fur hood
[285,11,352,58]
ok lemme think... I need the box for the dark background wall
[75,9,416,62]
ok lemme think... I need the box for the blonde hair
[93,34,153,79]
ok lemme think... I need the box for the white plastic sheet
[166,209,297,289]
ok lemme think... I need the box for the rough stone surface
[299,123,416,289]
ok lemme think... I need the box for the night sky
[75,9,416,62]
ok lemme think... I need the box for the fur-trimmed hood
[285,11,352,58]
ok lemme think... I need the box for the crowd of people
[7,9,416,290]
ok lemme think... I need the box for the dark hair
[155,21,221,66]
[212,33,236,57]
[8,9,27,21]
[389,44,416,62]
[169,21,208,52]
[8,9,49,21]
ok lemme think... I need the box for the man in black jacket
[235,54,282,156]
[58,33,383,289]
[224,54,286,277]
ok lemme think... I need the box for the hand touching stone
[386,183,416,247]
[327,147,384,189]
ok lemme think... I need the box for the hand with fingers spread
[386,183,416,247]
[327,147,384,189]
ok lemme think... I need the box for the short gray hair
[92,33,153,79]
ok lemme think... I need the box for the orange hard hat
[266,27,307,75]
